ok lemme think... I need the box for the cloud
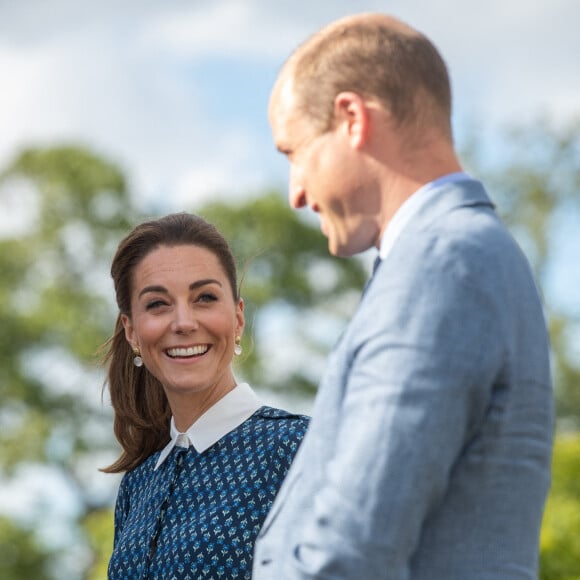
[139,0,296,61]
[139,0,393,61]
[0,0,578,217]
[397,0,580,124]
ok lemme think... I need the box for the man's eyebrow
[138,279,222,299]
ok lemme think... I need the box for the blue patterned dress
[108,406,308,579]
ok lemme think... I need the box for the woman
[103,213,309,579]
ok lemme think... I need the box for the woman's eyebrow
[138,285,167,298]
[189,279,222,291]
[138,279,222,299]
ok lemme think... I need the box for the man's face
[269,77,381,257]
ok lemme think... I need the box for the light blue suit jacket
[253,178,554,579]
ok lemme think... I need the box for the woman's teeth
[167,345,209,358]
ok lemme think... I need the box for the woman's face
[122,244,244,410]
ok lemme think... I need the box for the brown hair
[102,213,239,473]
[285,14,452,138]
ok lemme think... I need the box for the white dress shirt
[379,172,471,261]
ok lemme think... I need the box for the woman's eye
[146,300,167,310]
[198,293,217,303]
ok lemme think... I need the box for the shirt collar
[154,383,263,470]
[379,172,471,261]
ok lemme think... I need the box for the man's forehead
[270,74,297,117]
[269,77,302,139]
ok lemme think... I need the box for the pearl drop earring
[133,347,143,367]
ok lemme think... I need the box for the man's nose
[289,186,307,209]
[289,169,307,209]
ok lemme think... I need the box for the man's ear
[333,91,370,148]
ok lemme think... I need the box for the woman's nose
[171,304,199,333]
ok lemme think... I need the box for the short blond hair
[282,14,453,138]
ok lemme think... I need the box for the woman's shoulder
[253,405,310,424]
[117,451,161,488]
[247,406,310,441]
[238,407,308,469]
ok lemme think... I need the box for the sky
[1,0,579,214]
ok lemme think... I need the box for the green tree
[82,508,114,580]
[465,116,580,424]
[0,517,53,580]
[540,434,580,579]
[2,115,580,576]
[0,145,138,577]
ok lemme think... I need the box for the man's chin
[329,237,372,258]
[328,240,351,258]
[325,228,364,257]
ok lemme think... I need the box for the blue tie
[362,255,382,297]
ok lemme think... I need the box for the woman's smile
[165,344,210,359]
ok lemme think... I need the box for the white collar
[154,383,263,470]
[379,172,471,261]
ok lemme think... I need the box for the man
[253,12,554,580]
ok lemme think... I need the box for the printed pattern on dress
[108,406,308,579]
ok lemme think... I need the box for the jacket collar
[378,173,494,264]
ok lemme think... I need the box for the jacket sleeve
[285,239,505,578]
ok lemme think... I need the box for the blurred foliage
[0,517,53,580]
[1,115,580,576]
[0,144,136,476]
[465,116,580,424]
[540,434,580,579]
[0,145,138,576]
[82,508,113,580]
